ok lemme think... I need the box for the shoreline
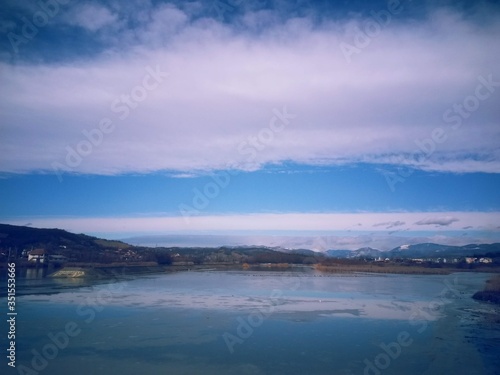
[472,274,500,304]
[421,288,488,374]
[314,263,500,275]
[9,262,499,279]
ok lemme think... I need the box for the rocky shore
[472,275,500,304]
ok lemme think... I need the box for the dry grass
[484,274,500,292]
[314,264,452,275]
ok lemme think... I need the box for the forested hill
[0,223,130,252]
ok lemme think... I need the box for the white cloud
[4,211,498,234]
[415,216,460,226]
[373,220,405,229]
[63,3,118,32]
[4,211,499,250]
[136,4,189,46]
[1,5,499,175]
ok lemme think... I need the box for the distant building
[28,249,48,263]
[28,249,67,264]
[479,257,493,264]
[435,258,446,263]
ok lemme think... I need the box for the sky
[0,0,499,250]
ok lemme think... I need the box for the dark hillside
[0,223,130,252]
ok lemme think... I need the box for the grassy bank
[472,274,500,304]
[9,260,500,279]
[315,263,500,275]
[314,263,454,275]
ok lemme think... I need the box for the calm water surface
[3,270,499,375]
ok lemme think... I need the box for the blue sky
[1,0,499,250]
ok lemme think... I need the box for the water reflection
[5,271,497,375]
[24,267,49,279]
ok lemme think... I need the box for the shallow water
[2,270,499,375]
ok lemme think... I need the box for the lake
[3,269,500,375]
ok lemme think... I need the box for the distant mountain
[2,223,499,263]
[0,224,323,265]
[123,234,249,248]
[325,248,381,258]
[388,243,500,258]
[351,247,382,258]
[275,248,323,257]
[325,250,352,258]
[325,243,500,259]
[461,243,500,254]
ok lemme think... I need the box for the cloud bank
[0,1,499,176]
[415,216,460,227]
[5,210,499,250]
[5,211,498,233]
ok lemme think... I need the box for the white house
[479,257,493,264]
[28,249,48,263]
